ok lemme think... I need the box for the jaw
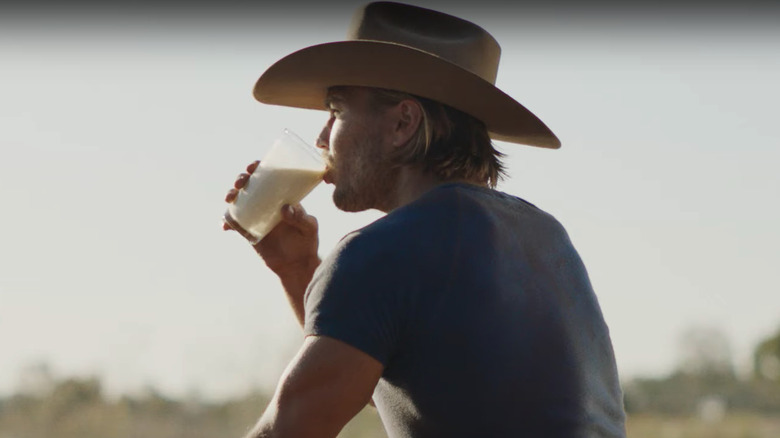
[332,175,398,213]
[332,183,368,212]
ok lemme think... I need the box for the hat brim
[254,40,560,148]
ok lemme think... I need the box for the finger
[281,203,318,234]
[223,215,257,242]
[246,160,260,173]
[281,203,303,221]
[225,188,239,203]
[234,173,251,189]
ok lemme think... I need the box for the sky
[1,1,779,400]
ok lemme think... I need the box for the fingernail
[234,174,248,189]
[286,205,295,215]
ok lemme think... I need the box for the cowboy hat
[253,1,560,148]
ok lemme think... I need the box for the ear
[389,99,423,148]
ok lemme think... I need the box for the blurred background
[1,0,779,436]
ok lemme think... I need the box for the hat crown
[254,1,560,148]
[347,2,501,84]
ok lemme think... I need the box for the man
[224,2,626,437]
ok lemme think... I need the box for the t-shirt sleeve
[303,230,414,366]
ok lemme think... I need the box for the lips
[323,156,335,184]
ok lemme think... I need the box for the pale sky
[1,1,779,400]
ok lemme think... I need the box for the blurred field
[0,374,386,438]
[2,369,779,437]
[347,411,780,438]
[627,413,780,438]
[346,411,780,437]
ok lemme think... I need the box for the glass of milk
[224,129,326,244]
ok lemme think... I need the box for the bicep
[253,335,384,438]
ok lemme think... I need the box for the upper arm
[305,231,417,366]
[250,335,384,438]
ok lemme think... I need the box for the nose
[316,118,333,151]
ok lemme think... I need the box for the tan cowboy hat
[254,1,560,148]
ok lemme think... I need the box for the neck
[379,166,487,213]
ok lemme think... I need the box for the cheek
[329,120,348,157]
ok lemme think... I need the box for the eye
[327,102,343,116]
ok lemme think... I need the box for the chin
[332,187,372,213]
[332,195,366,213]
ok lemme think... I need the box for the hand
[223,161,320,277]
[223,160,260,242]
[254,202,320,277]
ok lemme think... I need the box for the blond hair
[369,88,506,188]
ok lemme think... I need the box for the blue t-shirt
[304,183,626,437]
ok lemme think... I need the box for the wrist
[269,254,321,281]
[274,255,321,327]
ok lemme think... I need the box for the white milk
[227,164,324,243]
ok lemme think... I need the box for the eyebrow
[324,93,345,108]
[324,87,350,108]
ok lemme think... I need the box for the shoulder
[314,183,567,284]
[339,182,563,250]
[334,184,466,254]
[310,185,472,289]
[356,182,526,235]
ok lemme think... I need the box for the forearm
[243,400,329,438]
[273,255,321,327]
[243,407,282,438]
[243,336,382,438]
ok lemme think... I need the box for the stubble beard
[331,139,398,213]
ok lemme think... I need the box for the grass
[627,412,780,438]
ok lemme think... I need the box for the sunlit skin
[223,159,319,327]
[222,87,419,322]
[317,87,402,213]
[220,87,448,437]
[224,88,403,215]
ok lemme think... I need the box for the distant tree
[753,326,780,381]
[42,376,104,432]
[676,325,735,380]
[16,362,55,397]
[0,370,384,438]
[623,326,780,415]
